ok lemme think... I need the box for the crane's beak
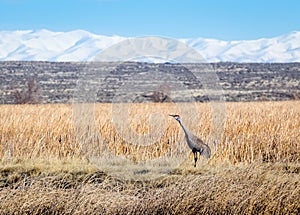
[169,114,176,117]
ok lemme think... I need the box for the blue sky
[0,0,299,40]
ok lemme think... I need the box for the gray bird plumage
[169,114,211,167]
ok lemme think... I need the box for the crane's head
[169,114,181,122]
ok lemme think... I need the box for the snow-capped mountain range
[0,29,300,62]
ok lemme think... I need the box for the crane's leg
[193,151,198,167]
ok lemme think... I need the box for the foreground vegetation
[0,101,299,214]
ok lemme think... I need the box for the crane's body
[169,114,211,167]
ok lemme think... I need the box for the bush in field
[13,77,41,104]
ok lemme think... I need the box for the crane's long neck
[178,120,189,136]
[177,119,194,149]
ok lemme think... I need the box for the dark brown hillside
[0,61,299,104]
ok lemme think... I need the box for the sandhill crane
[169,114,211,167]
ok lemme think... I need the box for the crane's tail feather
[200,145,211,159]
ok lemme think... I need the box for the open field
[0,101,299,214]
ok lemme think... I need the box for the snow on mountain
[182,31,300,62]
[0,29,300,62]
[0,29,125,62]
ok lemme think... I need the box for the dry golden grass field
[0,101,299,214]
